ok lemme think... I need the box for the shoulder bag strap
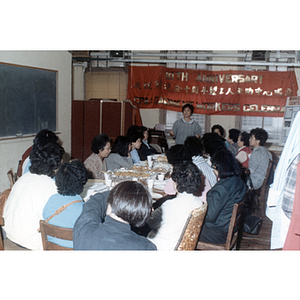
[37,199,82,232]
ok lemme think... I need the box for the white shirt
[147,192,203,250]
[3,172,57,250]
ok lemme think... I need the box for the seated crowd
[2,124,272,250]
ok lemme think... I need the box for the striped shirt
[192,155,217,187]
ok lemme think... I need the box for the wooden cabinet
[71,99,137,161]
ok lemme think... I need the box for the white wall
[0,51,72,192]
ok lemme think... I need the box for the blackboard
[0,63,57,138]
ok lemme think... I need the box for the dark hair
[55,159,88,196]
[211,149,240,179]
[29,142,65,177]
[184,136,204,158]
[239,131,250,147]
[211,124,225,137]
[250,128,268,146]
[126,125,140,137]
[229,129,241,143]
[166,145,191,166]
[111,136,130,157]
[108,181,152,227]
[202,132,226,157]
[128,131,143,143]
[139,126,148,135]
[171,161,202,194]
[91,133,110,154]
[31,129,59,154]
[182,103,194,114]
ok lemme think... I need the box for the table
[81,154,170,201]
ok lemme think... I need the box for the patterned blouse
[84,153,107,179]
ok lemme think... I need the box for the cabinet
[71,99,137,161]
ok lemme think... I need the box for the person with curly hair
[73,181,156,250]
[147,161,204,250]
[84,133,111,179]
[3,138,65,250]
[199,149,246,244]
[42,159,88,248]
[249,127,272,190]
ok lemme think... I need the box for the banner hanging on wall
[127,66,298,117]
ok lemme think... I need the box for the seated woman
[3,140,65,250]
[42,159,88,249]
[147,161,204,250]
[105,136,133,171]
[73,181,156,250]
[138,126,158,160]
[236,131,252,168]
[84,133,111,179]
[163,145,191,196]
[199,149,246,244]
[128,130,143,164]
[227,128,240,156]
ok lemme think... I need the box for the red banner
[127,66,298,117]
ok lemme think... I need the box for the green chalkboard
[0,62,57,138]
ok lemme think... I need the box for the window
[241,116,283,144]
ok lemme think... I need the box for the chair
[39,220,73,250]
[150,143,162,154]
[7,168,15,189]
[0,189,10,250]
[196,199,245,250]
[252,151,278,216]
[174,203,207,251]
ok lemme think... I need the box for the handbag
[243,214,263,235]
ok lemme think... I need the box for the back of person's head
[55,159,88,196]
[139,126,148,135]
[250,128,268,146]
[211,149,240,179]
[108,181,152,227]
[128,130,143,143]
[229,129,241,143]
[111,136,130,157]
[126,125,140,137]
[166,144,191,166]
[184,136,204,158]
[171,161,202,194]
[91,133,110,154]
[239,131,250,147]
[202,132,226,157]
[211,124,225,138]
[31,129,59,153]
[29,142,65,177]
[182,103,194,114]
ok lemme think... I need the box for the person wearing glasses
[84,133,111,179]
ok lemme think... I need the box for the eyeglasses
[104,146,112,151]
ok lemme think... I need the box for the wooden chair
[7,168,15,189]
[196,199,245,250]
[0,189,10,250]
[252,151,278,216]
[39,220,73,250]
[174,203,207,251]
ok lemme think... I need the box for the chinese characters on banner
[127,66,298,117]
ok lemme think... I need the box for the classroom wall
[0,51,72,192]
